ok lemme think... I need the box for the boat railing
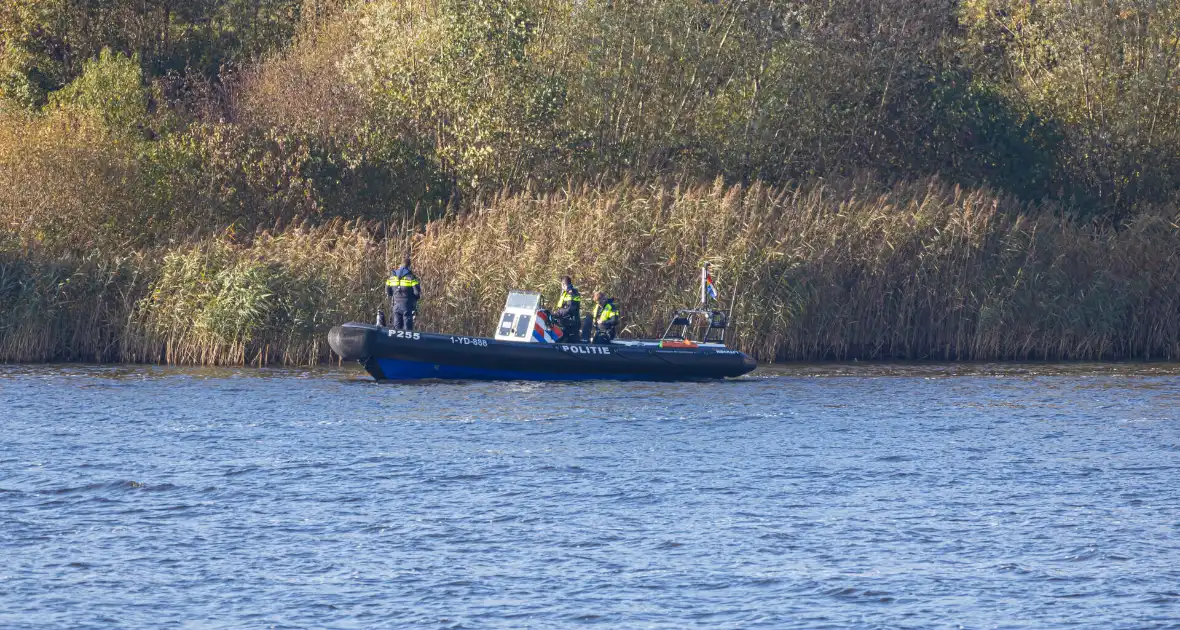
[661,309,728,344]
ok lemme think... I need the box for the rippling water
[2,364,1179,628]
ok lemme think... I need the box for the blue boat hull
[329,323,756,382]
[373,357,649,381]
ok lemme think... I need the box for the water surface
[2,364,1178,628]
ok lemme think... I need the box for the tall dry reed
[4,179,1180,365]
[409,178,1180,361]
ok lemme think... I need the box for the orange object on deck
[659,340,699,349]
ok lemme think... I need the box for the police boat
[328,289,757,382]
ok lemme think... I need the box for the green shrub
[49,49,148,133]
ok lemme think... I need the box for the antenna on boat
[699,263,718,308]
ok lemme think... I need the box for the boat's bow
[328,323,379,361]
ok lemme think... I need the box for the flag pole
[700,263,709,308]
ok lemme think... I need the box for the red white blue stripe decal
[532,311,561,343]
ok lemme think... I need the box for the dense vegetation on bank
[2,0,1180,364]
[7,179,1180,364]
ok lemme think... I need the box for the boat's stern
[741,352,757,376]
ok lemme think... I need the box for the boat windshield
[504,291,541,310]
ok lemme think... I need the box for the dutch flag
[705,272,719,300]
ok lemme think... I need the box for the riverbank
[4,178,1180,365]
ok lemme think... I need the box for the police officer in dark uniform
[385,256,422,331]
[581,291,619,343]
[552,275,582,342]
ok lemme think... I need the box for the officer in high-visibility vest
[385,256,422,331]
[582,291,619,343]
[552,275,582,342]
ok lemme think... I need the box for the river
[2,364,1178,628]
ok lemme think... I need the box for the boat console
[494,290,561,343]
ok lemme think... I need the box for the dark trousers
[581,316,614,343]
[392,303,416,331]
[556,317,580,343]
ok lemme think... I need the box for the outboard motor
[494,290,562,343]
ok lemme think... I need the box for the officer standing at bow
[552,275,582,342]
[385,256,422,331]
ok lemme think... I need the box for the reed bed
[4,179,1180,365]
[413,178,1180,361]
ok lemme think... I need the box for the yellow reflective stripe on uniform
[389,277,420,287]
[595,303,617,323]
[557,291,580,308]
